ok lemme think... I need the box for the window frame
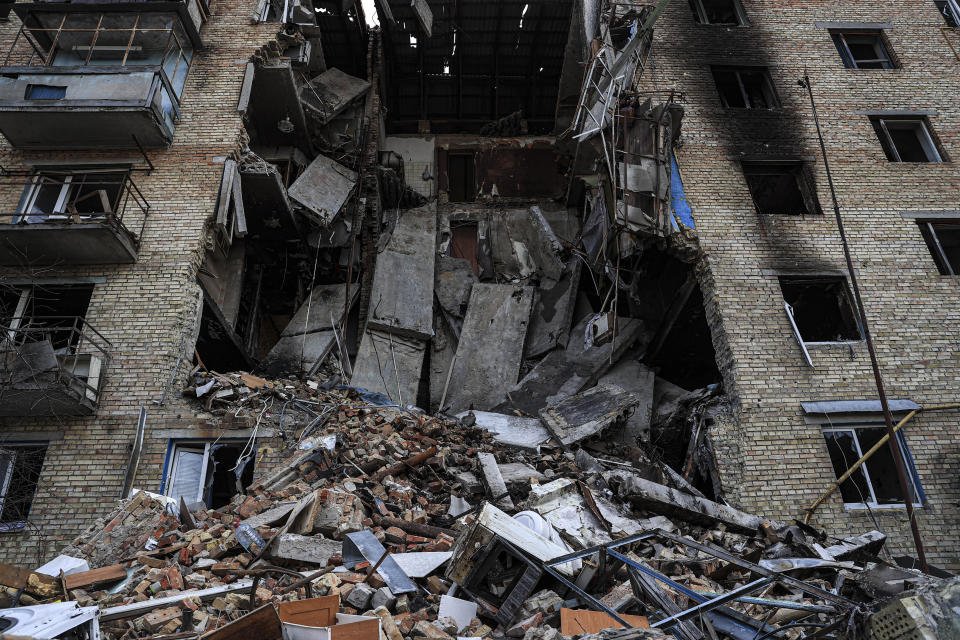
[689,0,749,26]
[830,30,896,69]
[821,424,924,510]
[711,66,780,109]
[779,275,864,348]
[161,439,256,508]
[741,160,821,215]
[16,169,132,224]
[918,220,960,275]
[0,443,49,531]
[871,117,944,163]
[935,0,960,28]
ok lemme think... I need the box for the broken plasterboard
[539,383,641,447]
[288,153,358,225]
[526,477,644,548]
[443,283,534,414]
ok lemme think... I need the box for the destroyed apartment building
[0,0,959,637]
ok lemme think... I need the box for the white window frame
[165,442,213,505]
[821,425,924,510]
[16,169,126,223]
[919,221,960,275]
[832,31,894,69]
[691,0,748,25]
[713,67,779,109]
[875,118,942,163]
[0,444,47,530]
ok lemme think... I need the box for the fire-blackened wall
[638,1,960,568]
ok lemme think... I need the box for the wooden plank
[276,595,338,626]
[560,609,649,635]
[0,561,60,597]
[215,159,237,235]
[64,563,127,590]
[202,602,282,640]
[232,166,247,237]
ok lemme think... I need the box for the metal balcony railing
[0,316,113,411]
[0,171,150,249]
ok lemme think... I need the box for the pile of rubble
[2,377,956,640]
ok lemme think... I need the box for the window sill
[804,340,865,347]
[843,503,924,511]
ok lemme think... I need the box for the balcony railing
[0,171,149,264]
[0,316,112,416]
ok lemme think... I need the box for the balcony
[0,170,148,265]
[0,317,112,417]
[0,9,195,149]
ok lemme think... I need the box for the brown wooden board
[64,563,127,590]
[329,617,380,640]
[560,609,649,635]
[276,595,339,627]
[0,561,60,597]
[202,603,282,640]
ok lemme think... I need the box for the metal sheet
[341,530,417,594]
[801,399,919,414]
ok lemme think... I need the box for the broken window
[780,276,861,344]
[822,426,923,507]
[164,441,255,509]
[688,0,747,25]
[935,0,960,27]
[741,161,820,215]
[15,170,128,224]
[831,31,896,69]
[2,284,94,351]
[24,85,66,99]
[918,221,960,275]
[0,444,47,530]
[711,67,779,108]
[870,117,943,162]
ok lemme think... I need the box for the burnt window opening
[935,0,960,27]
[870,117,944,163]
[711,67,779,109]
[779,276,861,343]
[447,153,476,203]
[0,444,47,528]
[742,161,820,215]
[918,221,960,275]
[831,31,896,69]
[17,170,129,224]
[164,441,255,510]
[823,426,923,507]
[1,284,94,351]
[689,0,747,25]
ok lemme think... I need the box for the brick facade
[0,0,288,563]
[640,0,959,568]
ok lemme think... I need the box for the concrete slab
[429,309,458,412]
[368,204,437,340]
[460,410,553,451]
[444,283,534,414]
[302,68,370,125]
[281,283,357,337]
[288,153,358,225]
[497,314,648,416]
[539,383,640,447]
[525,260,582,358]
[600,357,655,444]
[350,330,426,406]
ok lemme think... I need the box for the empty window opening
[831,31,896,69]
[935,0,960,27]
[17,170,128,224]
[780,276,861,343]
[742,162,820,215]
[25,84,66,99]
[689,0,747,25]
[164,441,255,509]
[823,426,923,507]
[447,153,476,203]
[0,444,47,529]
[918,222,960,275]
[2,284,94,351]
[871,117,943,162]
[448,222,480,276]
[712,67,779,108]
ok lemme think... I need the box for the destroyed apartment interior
[0,0,959,637]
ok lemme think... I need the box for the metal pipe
[800,72,928,573]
